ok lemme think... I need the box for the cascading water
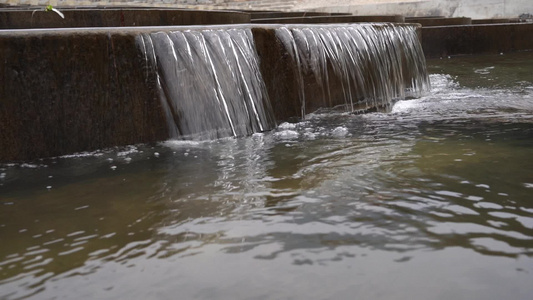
[136,24,430,141]
[276,23,430,116]
[137,28,276,140]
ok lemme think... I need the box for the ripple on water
[1,59,533,299]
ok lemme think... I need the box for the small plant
[32,4,65,19]
[45,5,65,19]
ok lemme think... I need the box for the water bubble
[278,122,298,130]
[275,130,299,139]
[332,126,349,137]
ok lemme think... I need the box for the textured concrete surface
[0,28,169,161]
[0,9,250,29]
[3,1,529,19]
[422,23,533,58]
[406,17,472,26]
[252,14,404,24]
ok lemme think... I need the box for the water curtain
[137,28,276,140]
[137,24,430,141]
[276,24,430,116]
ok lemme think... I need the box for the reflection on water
[427,51,533,89]
[1,53,533,299]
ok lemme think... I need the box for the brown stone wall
[406,17,472,26]
[422,23,533,58]
[252,15,405,24]
[0,9,251,29]
[0,29,168,161]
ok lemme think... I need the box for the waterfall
[137,28,276,140]
[275,24,430,116]
[136,24,430,141]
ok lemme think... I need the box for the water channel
[1,52,532,299]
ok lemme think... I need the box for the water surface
[1,52,532,300]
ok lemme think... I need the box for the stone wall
[4,1,531,18]
[0,24,427,162]
[0,28,169,161]
[422,23,533,58]
[4,1,532,19]
[0,9,250,29]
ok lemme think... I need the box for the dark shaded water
[1,52,533,299]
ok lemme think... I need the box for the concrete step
[213,0,298,10]
[7,0,299,11]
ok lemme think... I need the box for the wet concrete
[249,11,335,19]
[0,24,422,162]
[422,23,533,58]
[0,9,250,29]
[406,17,471,26]
[472,18,519,24]
[2,9,533,161]
[0,29,169,161]
[252,15,405,24]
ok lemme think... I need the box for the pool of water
[1,52,532,300]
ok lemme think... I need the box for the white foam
[162,140,206,149]
[391,99,421,113]
[61,151,105,159]
[331,126,349,137]
[474,66,495,75]
[278,122,298,130]
[20,163,47,169]
[428,74,459,93]
[274,130,299,139]
[117,146,139,157]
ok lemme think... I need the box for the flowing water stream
[1,51,532,299]
[138,28,276,139]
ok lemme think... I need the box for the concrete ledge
[471,18,520,24]
[0,28,168,161]
[406,17,471,26]
[252,15,405,24]
[250,11,333,19]
[0,24,424,162]
[0,9,250,29]
[422,23,533,58]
